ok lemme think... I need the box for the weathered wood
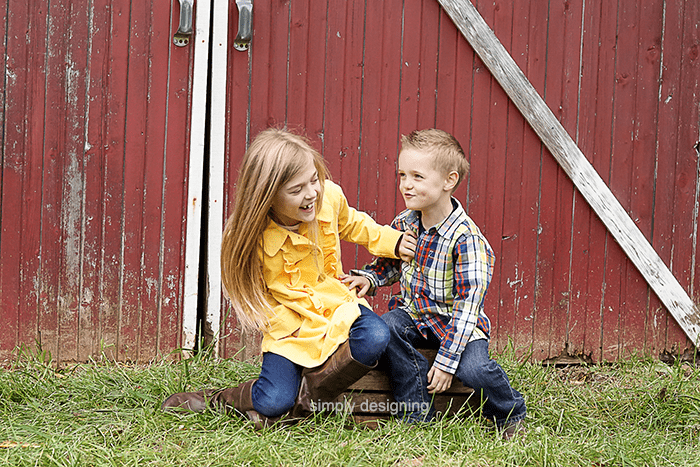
[337,349,478,422]
[437,0,700,347]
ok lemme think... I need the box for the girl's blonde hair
[221,128,329,332]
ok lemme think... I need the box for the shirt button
[323,309,331,318]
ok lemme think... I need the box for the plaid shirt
[352,198,494,374]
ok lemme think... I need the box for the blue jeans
[381,308,526,426]
[251,305,389,417]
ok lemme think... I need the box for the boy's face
[398,148,452,213]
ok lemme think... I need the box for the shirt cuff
[433,346,460,375]
[348,269,378,296]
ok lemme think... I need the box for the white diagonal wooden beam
[438,0,700,347]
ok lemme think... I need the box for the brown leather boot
[162,379,289,430]
[291,341,375,418]
[161,380,256,416]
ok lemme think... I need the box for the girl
[162,128,412,428]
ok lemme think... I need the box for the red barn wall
[0,0,194,364]
[2,0,698,364]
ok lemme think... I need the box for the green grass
[1,347,699,467]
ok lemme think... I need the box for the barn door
[1,0,199,364]
[194,0,699,363]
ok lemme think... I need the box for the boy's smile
[271,157,321,226]
[398,148,457,228]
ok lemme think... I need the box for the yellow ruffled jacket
[259,181,402,368]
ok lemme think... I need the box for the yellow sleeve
[332,183,402,259]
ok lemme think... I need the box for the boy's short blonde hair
[401,129,469,191]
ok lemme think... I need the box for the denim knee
[367,319,390,351]
[252,381,296,417]
[350,307,390,365]
[381,309,408,333]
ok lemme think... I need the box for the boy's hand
[339,273,371,298]
[398,230,417,262]
[427,365,453,394]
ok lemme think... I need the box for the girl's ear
[444,171,459,192]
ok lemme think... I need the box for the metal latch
[173,0,194,47]
[234,0,253,51]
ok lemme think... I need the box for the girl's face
[271,156,321,226]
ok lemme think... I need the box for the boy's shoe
[484,418,526,440]
[501,419,526,440]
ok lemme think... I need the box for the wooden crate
[337,349,480,425]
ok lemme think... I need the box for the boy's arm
[347,217,410,296]
[349,255,402,296]
[433,233,495,374]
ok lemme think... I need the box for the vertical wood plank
[324,0,366,273]
[219,2,251,360]
[81,0,107,361]
[623,0,664,357]
[120,0,151,361]
[0,0,37,359]
[465,0,497,343]
[356,0,404,315]
[572,0,616,362]
[608,0,643,359]
[649,0,683,354]
[161,0,194,358]
[40,0,72,362]
[494,0,541,355]
[481,0,513,353]
[358,0,403,274]
[138,0,168,361]
[99,0,130,362]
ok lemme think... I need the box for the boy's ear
[444,171,459,191]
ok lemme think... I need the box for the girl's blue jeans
[381,308,527,426]
[251,305,389,417]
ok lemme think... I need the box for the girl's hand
[427,365,453,394]
[339,273,371,298]
[398,230,417,262]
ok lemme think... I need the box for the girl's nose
[303,185,317,199]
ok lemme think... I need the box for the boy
[343,129,526,439]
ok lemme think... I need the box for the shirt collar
[262,218,312,256]
[405,197,465,238]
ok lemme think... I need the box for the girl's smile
[271,157,321,226]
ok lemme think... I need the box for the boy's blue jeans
[381,308,527,426]
[251,305,389,417]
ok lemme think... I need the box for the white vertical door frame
[206,0,230,357]
[182,0,211,354]
[183,0,228,356]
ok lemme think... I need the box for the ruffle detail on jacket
[316,185,341,278]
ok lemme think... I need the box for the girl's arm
[333,184,403,258]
